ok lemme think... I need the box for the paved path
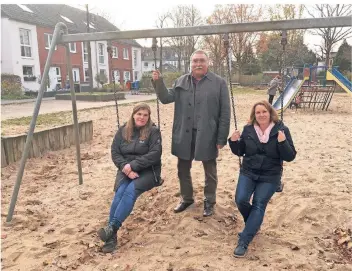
[1,97,55,105]
[1,94,157,120]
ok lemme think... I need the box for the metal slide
[326,68,352,95]
[272,78,305,112]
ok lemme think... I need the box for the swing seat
[156,177,164,187]
[276,182,284,193]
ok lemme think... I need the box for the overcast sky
[69,1,351,53]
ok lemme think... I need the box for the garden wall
[1,121,93,168]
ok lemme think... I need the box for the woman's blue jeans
[109,177,141,230]
[235,173,279,245]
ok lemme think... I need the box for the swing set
[6,16,351,222]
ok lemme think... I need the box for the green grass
[1,94,36,100]
[1,99,158,136]
[2,112,72,128]
[230,87,264,95]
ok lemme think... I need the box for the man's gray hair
[190,50,209,61]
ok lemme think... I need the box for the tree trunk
[325,43,332,67]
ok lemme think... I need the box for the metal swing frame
[6,16,351,222]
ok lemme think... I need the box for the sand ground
[1,91,352,271]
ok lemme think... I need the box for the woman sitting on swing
[97,103,162,253]
[229,100,296,257]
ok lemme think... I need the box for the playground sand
[1,92,351,271]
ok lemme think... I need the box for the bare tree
[305,4,352,66]
[155,12,170,73]
[267,4,305,44]
[203,5,263,75]
[183,5,203,72]
[202,5,231,76]
[264,5,308,72]
[167,5,203,73]
[229,4,263,73]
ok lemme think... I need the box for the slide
[272,78,306,112]
[326,68,352,95]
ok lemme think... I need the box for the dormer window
[60,15,73,23]
[83,22,95,29]
[17,4,33,13]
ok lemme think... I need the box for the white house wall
[142,60,156,73]
[95,40,109,86]
[1,18,13,74]
[1,18,41,91]
[82,41,110,88]
[142,60,185,74]
[132,47,142,81]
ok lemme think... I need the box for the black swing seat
[156,178,164,187]
[276,182,284,192]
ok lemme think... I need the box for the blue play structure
[273,65,351,112]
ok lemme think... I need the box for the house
[262,71,280,79]
[141,46,184,74]
[161,63,178,73]
[131,46,142,82]
[1,4,142,91]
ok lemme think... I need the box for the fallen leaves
[333,227,352,263]
[334,228,352,248]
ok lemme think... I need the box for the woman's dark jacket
[229,121,296,179]
[111,124,162,191]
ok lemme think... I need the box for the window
[23,66,33,76]
[60,15,73,23]
[99,69,106,79]
[83,42,88,63]
[83,22,96,29]
[98,43,105,64]
[44,33,57,50]
[84,68,90,81]
[56,67,61,76]
[112,46,118,58]
[69,42,76,53]
[22,66,36,81]
[54,67,62,84]
[113,70,120,82]
[123,48,129,60]
[124,71,130,81]
[17,4,33,13]
[134,71,138,81]
[133,50,138,66]
[19,29,31,57]
[144,62,148,68]
[72,69,79,82]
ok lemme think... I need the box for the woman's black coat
[229,121,296,179]
[111,124,162,192]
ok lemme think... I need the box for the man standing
[152,50,230,217]
[267,75,281,105]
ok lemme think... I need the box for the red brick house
[1,4,141,91]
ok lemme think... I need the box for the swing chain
[223,33,241,167]
[223,33,239,131]
[280,30,288,122]
[152,37,161,128]
[107,44,120,129]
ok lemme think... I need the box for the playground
[1,90,352,270]
[1,8,352,271]
[273,65,352,113]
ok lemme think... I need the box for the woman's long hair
[248,100,279,125]
[124,103,153,142]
